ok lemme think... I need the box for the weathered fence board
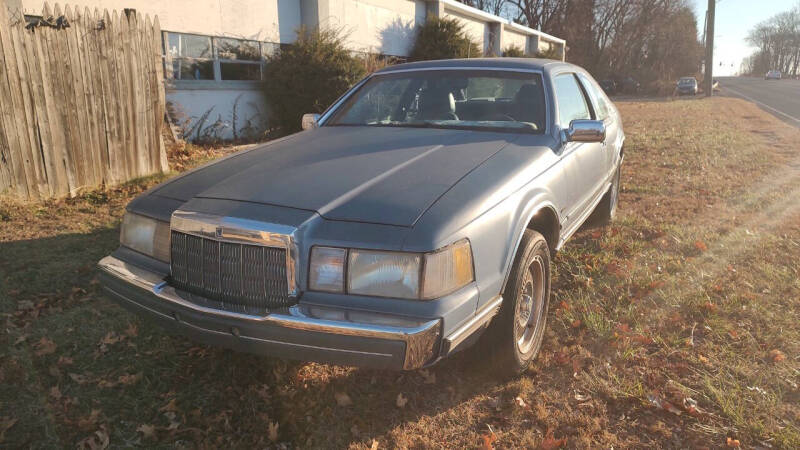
[0,1,166,199]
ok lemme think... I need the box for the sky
[691,0,799,75]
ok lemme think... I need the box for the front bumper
[97,255,441,370]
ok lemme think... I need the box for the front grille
[170,231,293,315]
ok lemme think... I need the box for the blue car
[99,58,625,377]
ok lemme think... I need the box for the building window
[166,33,214,80]
[163,32,280,83]
[216,38,262,80]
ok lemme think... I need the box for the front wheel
[482,230,551,379]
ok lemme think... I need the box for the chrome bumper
[97,255,441,369]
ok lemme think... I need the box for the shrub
[536,47,562,60]
[502,45,526,57]
[263,27,366,135]
[409,17,481,61]
[360,52,398,74]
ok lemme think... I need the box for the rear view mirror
[563,119,605,143]
[302,113,320,130]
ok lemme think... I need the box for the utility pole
[704,0,716,97]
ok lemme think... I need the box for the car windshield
[326,70,546,134]
[679,78,696,85]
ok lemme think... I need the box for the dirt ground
[1,97,798,448]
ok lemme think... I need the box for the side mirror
[301,113,320,131]
[562,119,605,143]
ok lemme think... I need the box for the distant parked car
[765,70,782,80]
[676,77,698,96]
[621,76,640,94]
[599,79,617,95]
[98,58,625,377]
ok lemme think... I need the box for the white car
[765,70,782,80]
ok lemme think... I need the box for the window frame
[577,73,611,122]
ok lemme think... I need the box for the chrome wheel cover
[514,255,545,355]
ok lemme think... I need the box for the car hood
[151,126,520,227]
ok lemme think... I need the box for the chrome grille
[169,231,292,315]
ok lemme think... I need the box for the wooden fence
[0,2,167,200]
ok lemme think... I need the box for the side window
[553,74,591,126]
[578,74,610,121]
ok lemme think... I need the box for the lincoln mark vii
[98,58,624,377]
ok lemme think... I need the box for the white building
[15,0,565,141]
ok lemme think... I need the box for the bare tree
[746,6,800,76]
[457,0,509,16]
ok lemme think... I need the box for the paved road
[718,76,800,126]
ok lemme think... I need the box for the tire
[481,230,551,379]
[589,162,621,227]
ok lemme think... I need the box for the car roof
[373,57,577,76]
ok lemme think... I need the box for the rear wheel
[482,230,551,379]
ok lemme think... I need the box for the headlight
[308,247,346,292]
[348,250,421,299]
[308,240,474,300]
[120,212,170,262]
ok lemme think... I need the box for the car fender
[499,191,561,294]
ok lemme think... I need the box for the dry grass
[1,97,798,448]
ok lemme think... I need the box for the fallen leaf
[105,332,122,344]
[77,425,109,450]
[334,391,353,407]
[124,323,139,337]
[77,409,101,430]
[268,421,279,442]
[571,319,582,328]
[694,240,708,252]
[137,424,156,440]
[481,425,497,449]
[726,437,741,447]
[69,373,90,384]
[395,393,408,408]
[769,349,786,363]
[57,356,73,366]
[648,393,682,415]
[34,337,57,356]
[573,391,591,402]
[117,373,142,385]
[514,396,528,408]
[159,398,178,412]
[49,386,62,400]
[540,428,566,449]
